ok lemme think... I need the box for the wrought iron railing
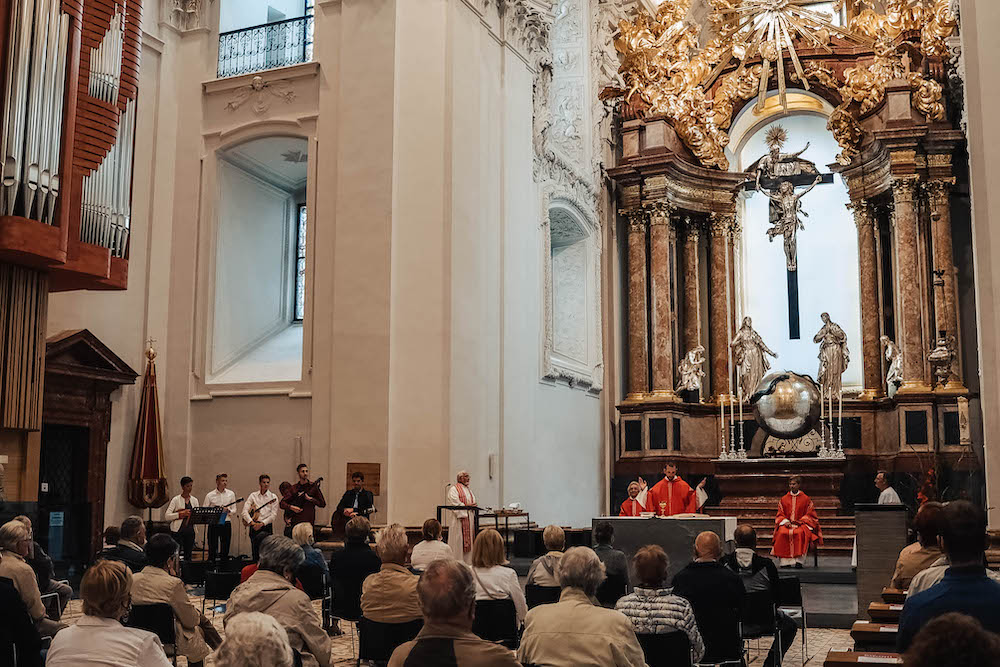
[217,15,314,78]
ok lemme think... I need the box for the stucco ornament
[225,76,296,115]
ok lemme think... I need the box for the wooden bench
[880,587,906,604]
[824,649,902,665]
[851,621,898,651]
[867,601,904,623]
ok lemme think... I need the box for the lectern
[855,503,908,616]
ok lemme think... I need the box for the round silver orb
[751,371,821,439]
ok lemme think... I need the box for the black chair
[180,560,207,586]
[358,617,424,662]
[202,570,241,616]
[472,598,519,649]
[740,589,781,666]
[637,632,692,667]
[297,565,328,601]
[332,575,363,659]
[776,575,807,660]
[524,584,561,608]
[127,603,177,666]
[596,573,628,608]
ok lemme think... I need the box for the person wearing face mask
[225,535,331,667]
[131,534,222,667]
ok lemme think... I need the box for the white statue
[763,177,822,271]
[750,126,818,189]
[881,335,903,388]
[676,345,706,393]
[813,312,849,394]
[731,317,778,397]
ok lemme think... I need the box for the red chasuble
[648,477,697,516]
[619,497,647,516]
[771,491,823,558]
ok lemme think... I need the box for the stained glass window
[294,204,307,322]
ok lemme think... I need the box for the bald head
[733,524,756,549]
[694,531,722,561]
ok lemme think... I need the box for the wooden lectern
[855,503,908,617]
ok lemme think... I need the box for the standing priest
[446,470,477,563]
[772,476,823,568]
[645,461,708,517]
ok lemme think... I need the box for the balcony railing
[218,15,314,79]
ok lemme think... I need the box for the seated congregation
[3,501,1000,667]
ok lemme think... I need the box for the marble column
[682,216,702,355]
[709,212,735,401]
[891,176,929,392]
[623,207,649,399]
[648,202,679,400]
[849,201,884,399]
[925,178,965,389]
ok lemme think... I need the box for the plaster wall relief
[161,0,211,33]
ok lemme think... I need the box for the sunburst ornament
[764,125,788,150]
[708,0,870,113]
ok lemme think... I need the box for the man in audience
[98,515,148,573]
[0,519,65,636]
[132,533,222,667]
[907,504,1000,597]
[903,612,1000,667]
[361,523,421,623]
[389,559,521,666]
[102,525,121,549]
[897,500,1000,651]
[672,531,745,663]
[526,524,565,586]
[14,515,72,618]
[226,535,331,667]
[518,546,646,666]
[721,524,796,667]
[889,501,945,590]
[329,516,381,620]
[593,521,629,585]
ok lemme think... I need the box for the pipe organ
[0,0,143,430]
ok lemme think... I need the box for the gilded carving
[890,176,920,204]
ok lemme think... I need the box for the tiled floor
[61,595,854,666]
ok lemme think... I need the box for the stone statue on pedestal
[813,312,849,394]
[881,335,903,388]
[676,345,706,393]
[731,317,777,397]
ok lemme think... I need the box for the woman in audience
[46,560,171,666]
[904,612,1000,667]
[526,524,565,587]
[470,528,527,625]
[890,501,944,590]
[329,516,381,620]
[292,522,330,596]
[215,611,295,667]
[615,544,705,662]
[226,535,331,667]
[0,520,65,637]
[410,518,453,571]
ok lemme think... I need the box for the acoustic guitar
[242,497,277,527]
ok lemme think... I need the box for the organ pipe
[80,98,135,258]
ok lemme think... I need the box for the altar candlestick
[719,397,726,456]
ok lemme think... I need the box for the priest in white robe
[446,470,477,564]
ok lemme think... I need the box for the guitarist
[242,473,279,561]
[204,473,240,561]
[334,471,375,536]
[280,463,326,536]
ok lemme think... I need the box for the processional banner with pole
[127,342,169,517]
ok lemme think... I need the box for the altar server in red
[619,481,648,516]
[647,461,707,517]
[771,476,823,567]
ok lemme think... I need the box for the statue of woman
[813,312,849,394]
[731,317,778,397]
[881,335,903,388]
[676,345,706,393]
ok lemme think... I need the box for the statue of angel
[676,345,706,393]
[748,125,819,190]
[881,335,903,388]
[763,177,822,271]
[731,317,778,397]
[813,312,849,394]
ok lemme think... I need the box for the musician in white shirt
[204,473,238,562]
[243,474,279,561]
[164,476,200,561]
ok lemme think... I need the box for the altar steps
[703,505,856,557]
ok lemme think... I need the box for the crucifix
[745,125,834,339]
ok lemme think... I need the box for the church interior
[3,0,1000,665]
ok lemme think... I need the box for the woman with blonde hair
[215,611,294,667]
[291,521,329,595]
[46,560,172,666]
[471,528,527,624]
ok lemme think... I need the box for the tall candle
[839,389,843,429]
[720,397,726,451]
[739,390,743,424]
[820,384,824,420]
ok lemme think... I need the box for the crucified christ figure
[764,176,822,271]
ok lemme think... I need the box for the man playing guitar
[280,464,326,537]
[333,471,375,537]
[242,473,279,561]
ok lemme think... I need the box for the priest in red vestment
[646,461,708,517]
[619,481,647,516]
[771,476,823,567]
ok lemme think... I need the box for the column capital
[846,201,874,231]
[620,207,648,233]
[890,175,920,204]
[644,200,675,226]
[684,215,702,242]
[709,211,736,238]
[922,178,956,207]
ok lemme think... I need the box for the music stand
[191,507,225,564]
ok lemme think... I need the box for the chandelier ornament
[604,0,959,170]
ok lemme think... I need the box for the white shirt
[46,615,172,667]
[410,539,454,571]
[164,494,200,532]
[471,565,528,624]
[879,486,902,504]
[242,490,279,527]
[205,488,238,523]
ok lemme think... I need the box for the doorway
[37,424,92,573]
